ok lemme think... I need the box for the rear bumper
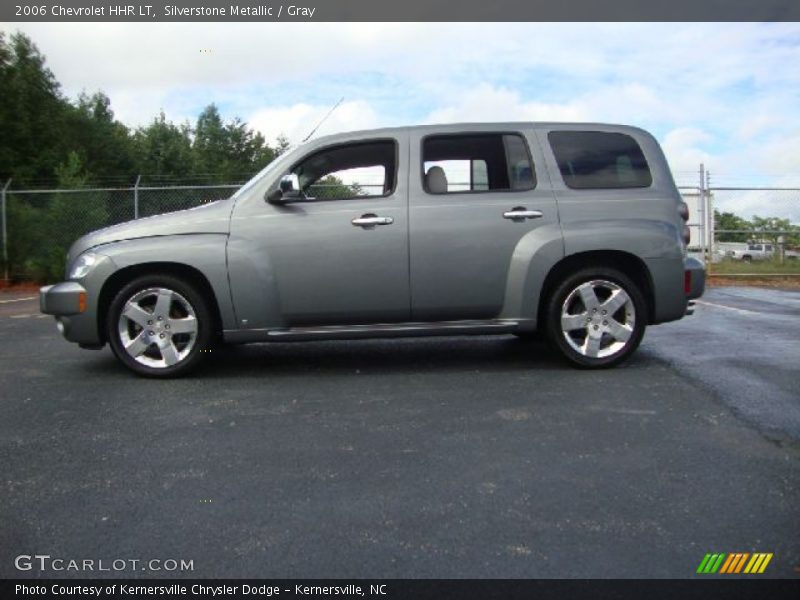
[684,256,705,300]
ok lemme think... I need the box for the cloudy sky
[3,22,800,220]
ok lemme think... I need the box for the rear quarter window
[548,131,652,190]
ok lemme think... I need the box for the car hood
[67,199,233,265]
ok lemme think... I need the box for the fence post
[705,170,712,261]
[697,163,706,260]
[134,174,141,220]
[1,179,10,283]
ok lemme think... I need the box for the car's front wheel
[545,268,646,368]
[107,274,213,377]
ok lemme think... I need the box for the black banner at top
[3,0,800,22]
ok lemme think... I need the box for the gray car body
[41,121,704,348]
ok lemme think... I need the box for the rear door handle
[352,213,394,227]
[503,207,543,221]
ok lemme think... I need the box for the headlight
[68,252,100,280]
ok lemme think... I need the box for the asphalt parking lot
[1,287,798,579]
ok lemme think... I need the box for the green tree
[275,133,292,156]
[65,92,137,181]
[0,32,69,184]
[192,104,275,182]
[193,104,227,180]
[26,152,111,281]
[715,210,751,243]
[132,112,194,178]
[308,175,364,200]
[751,215,800,246]
[221,116,275,182]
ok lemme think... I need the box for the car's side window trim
[281,138,400,202]
[419,131,537,196]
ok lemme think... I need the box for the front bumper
[40,281,99,346]
[684,256,705,300]
[40,281,87,316]
[40,281,104,348]
[39,254,115,347]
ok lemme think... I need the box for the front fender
[95,234,236,330]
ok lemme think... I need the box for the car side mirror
[267,174,302,205]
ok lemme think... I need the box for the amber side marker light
[78,292,87,313]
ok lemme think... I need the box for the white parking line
[0,296,36,304]
[694,299,761,316]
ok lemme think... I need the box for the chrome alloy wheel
[560,279,635,359]
[117,287,198,368]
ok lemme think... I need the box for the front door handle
[503,207,543,221]
[352,213,394,227]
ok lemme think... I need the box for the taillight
[684,271,692,295]
[678,201,689,221]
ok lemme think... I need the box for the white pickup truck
[727,243,775,262]
[727,243,799,261]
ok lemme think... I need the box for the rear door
[408,128,559,321]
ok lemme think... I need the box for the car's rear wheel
[107,274,212,377]
[545,267,646,368]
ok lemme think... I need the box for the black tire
[544,267,647,369]
[106,274,213,377]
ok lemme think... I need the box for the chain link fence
[1,168,798,283]
[1,183,238,282]
[677,169,800,276]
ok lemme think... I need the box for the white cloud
[248,100,382,145]
[758,132,800,175]
[425,84,585,124]
[661,128,716,179]
[3,22,800,219]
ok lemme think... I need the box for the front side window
[291,140,396,201]
[422,133,535,194]
[548,131,652,190]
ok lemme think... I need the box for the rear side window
[422,133,535,194]
[548,131,652,189]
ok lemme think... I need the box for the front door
[230,135,410,327]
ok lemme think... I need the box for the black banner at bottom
[3,579,800,600]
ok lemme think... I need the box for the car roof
[309,122,649,145]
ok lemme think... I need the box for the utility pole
[1,179,11,283]
[134,175,141,220]
[698,163,706,259]
[705,169,712,261]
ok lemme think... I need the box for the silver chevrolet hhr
[40,122,705,377]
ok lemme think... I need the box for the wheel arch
[97,262,224,344]
[536,250,656,329]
